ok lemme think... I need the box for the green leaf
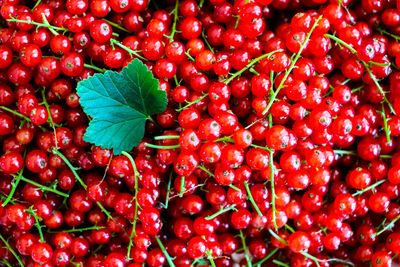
[77,59,167,154]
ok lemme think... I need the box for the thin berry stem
[51,148,113,220]
[300,252,321,267]
[333,150,357,156]
[261,16,322,116]
[155,236,176,267]
[239,230,252,267]
[41,89,58,148]
[162,171,173,209]
[268,229,287,245]
[48,225,105,233]
[198,164,214,177]
[0,233,25,267]
[205,204,236,220]
[381,104,391,143]
[325,33,396,116]
[243,181,263,217]
[377,28,400,42]
[352,179,385,196]
[273,260,290,267]
[103,19,130,33]
[19,175,69,198]
[2,169,24,206]
[224,49,282,85]
[26,207,45,242]
[154,135,180,140]
[175,93,208,112]
[169,0,179,42]
[202,30,214,53]
[179,176,185,197]
[253,248,279,267]
[84,63,106,73]
[121,151,140,259]
[374,214,400,237]
[269,149,278,230]
[7,16,67,35]
[206,250,217,267]
[0,106,31,121]
[144,143,180,149]
[110,38,147,61]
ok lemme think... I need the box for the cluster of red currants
[1,0,400,266]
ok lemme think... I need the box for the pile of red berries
[2,0,400,266]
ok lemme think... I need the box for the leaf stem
[0,233,25,267]
[7,16,67,35]
[155,236,176,267]
[243,181,263,217]
[0,106,31,121]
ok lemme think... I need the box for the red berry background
[0,0,400,266]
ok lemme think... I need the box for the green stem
[52,148,112,220]
[205,204,236,220]
[269,150,278,230]
[272,260,290,267]
[7,16,66,35]
[84,63,106,73]
[206,250,216,267]
[0,233,25,267]
[239,230,252,267]
[32,0,42,9]
[378,28,400,42]
[1,259,13,267]
[163,171,173,209]
[52,148,86,189]
[353,180,385,197]
[333,150,357,156]
[48,225,105,233]
[228,184,241,192]
[325,33,395,117]
[253,248,279,267]
[155,236,176,267]
[169,0,179,42]
[268,229,288,245]
[250,144,272,151]
[2,169,23,206]
[110,38,146,61]
[202,31,214,53]
[243,181,263,217]
[121,151,140,260]
[19,175,69,197]
[284,224,295,233]
[262,16,322,116]
[224,49,282,85]
[198,165,214,177]
[144,143,180,149]
[0,106,31,122]
[154,135,180,140]
[103,19,130,33]
[300,252,321,267]
[41,89,58,148]
[26,208,44,242]
[179,176,185,197]
[175,93,208,112]
[374,214,400,237]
